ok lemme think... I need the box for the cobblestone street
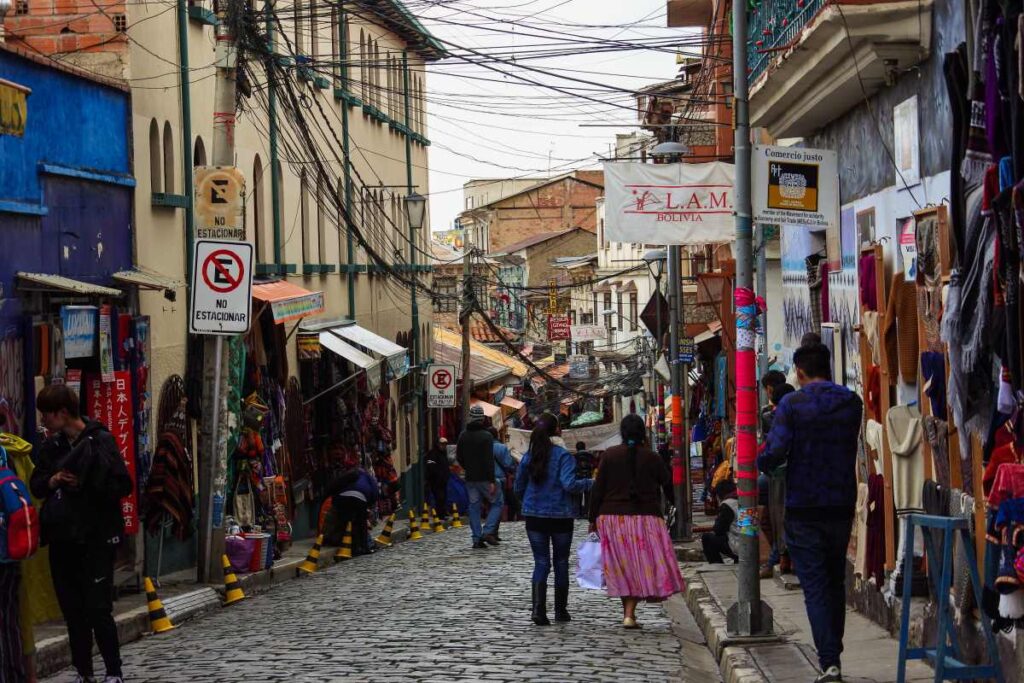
[44,522,717,682]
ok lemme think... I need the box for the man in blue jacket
[757,343,862,683]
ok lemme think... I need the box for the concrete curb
[35,518,440,678]
[681,565,772,683]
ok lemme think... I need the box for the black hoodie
[31,419,134,545]
[456,422,495,483]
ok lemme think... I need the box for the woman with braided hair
[589,414,685,629]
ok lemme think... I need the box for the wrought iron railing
[747,0,828,84]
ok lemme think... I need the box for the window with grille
[113,13,127,32]
[15,0,28,15]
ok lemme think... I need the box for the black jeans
[784,514,854,671]
[428,480,448,518]
[701,533,737,563]
[332,496,370,553]
[49,541,121,678]
[0,562,25,682]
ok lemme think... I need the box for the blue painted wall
[0,49,133,321]
[0,50,131,204]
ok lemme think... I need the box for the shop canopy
[317,331,377,371]
[253,280,325,324]
[470,398,501,419]
[16,272,122,297]
[500,396,526,414]
[112,268,185,292]
[330,323,409,379]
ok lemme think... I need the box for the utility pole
[459,244,473,427]
[726,0,773,637]
[198,0,238,584]
[667,246,690,540]
[756,224,769,405]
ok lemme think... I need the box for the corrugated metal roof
[16,272,122,297]
[433,325,529,378]
[433,337,509,386]
[112,268,185,290]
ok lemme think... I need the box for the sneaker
[472,541,489,549]
[814,666,842,683]
[483,534,501,546]
[104,677,125,683]
[73,676,97,683]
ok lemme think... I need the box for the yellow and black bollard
[335,521,354,561]
[375,513,396,547]
[450,503,464,528]
[408,509,424,540]
[144,577,175,634]
[221,555,246,605]
[420,503,432,534]
[297,534,324,574]
[432,508,445,533]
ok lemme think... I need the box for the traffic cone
[144,577,175,634]
[375,513,396,547]
[298,534,324,574]
[420,503,432,533]
[408,509,424,540]
[450,503,464,528]
[335,522,354,561]
[432,508,445,533]
[221,555,246,605]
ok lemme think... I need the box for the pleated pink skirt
[597,514,686,599]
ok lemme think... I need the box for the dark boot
[554,585,571,622]
[531,583,551,626]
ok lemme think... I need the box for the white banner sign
[752,145,838,229]
[604,161,735,245]
[569,324,607,341]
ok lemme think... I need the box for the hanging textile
[886,404,925,516]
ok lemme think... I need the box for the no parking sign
[189,239,254,335]
[427,364,456,408]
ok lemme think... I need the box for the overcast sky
[416,0,689,233]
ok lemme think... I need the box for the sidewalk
[34,516,413,678]
[680,562,934,683]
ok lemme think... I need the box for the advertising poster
[60,305,97,359]
[86,372,139,535]
[753,146,839,232]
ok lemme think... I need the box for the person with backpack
[30,385,132,683]
[0,438,40,683]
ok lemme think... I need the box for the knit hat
[469,405,486,421]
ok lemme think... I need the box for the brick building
[458,170,603,255]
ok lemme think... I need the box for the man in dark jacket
[456,405,497,549]
[757,344,862,683]
[424,437,451,520]
[31,384,133,683]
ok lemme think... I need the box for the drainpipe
[341,7,354,318]
[266,0,282,265]
[176,0,195,291]
[403,50,423,512]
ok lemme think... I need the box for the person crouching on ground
[588,414,685,629]
[758,343,862,683]
[324,454,379,555]
[513,415,592,625]
[701,480,740,564]
[30,384,132,683]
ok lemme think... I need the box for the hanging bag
[233,470,256,529]
[575,532,604,591]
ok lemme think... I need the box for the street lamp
[404,192,427,230]
[650,141,690,162]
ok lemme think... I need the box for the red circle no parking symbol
[202,249,245,294]
[432,369,452,390]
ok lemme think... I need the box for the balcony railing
[747,0,827,85]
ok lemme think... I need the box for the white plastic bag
[575,532,605,590]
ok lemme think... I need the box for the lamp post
[649,140,692,541]
[404,191,427,514]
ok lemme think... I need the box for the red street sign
[548,314,571,341]
[202,249,245,293]
[432,368,452,389]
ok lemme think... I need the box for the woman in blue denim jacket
[514,414,593,626]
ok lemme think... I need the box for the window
[293,0,304,54]
[148,119,162,193]
[330,8,340,87]
[317,174,327,265]
[629,292,638,331]
[337,179,346,268]
[113,13,126,32]
[603,292,612,330]
[598,217,606,249]
[162,121,175,193]
[372,42,381,109]
[617,292,623,329]
[273,159,284,250]
[592,293,598,322]
[15,0,27,15]
[300,170,310,265]
[569,310,576,325]
[386,55,394,117]
[359,31,367,100]
[254,155,267,262]
[466,197,474,210]
[340,13,350,90]
[582,312,594,324]
[193,137,206,167]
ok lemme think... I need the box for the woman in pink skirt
[588,414,685,628]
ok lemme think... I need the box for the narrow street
[44,523,719,682]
